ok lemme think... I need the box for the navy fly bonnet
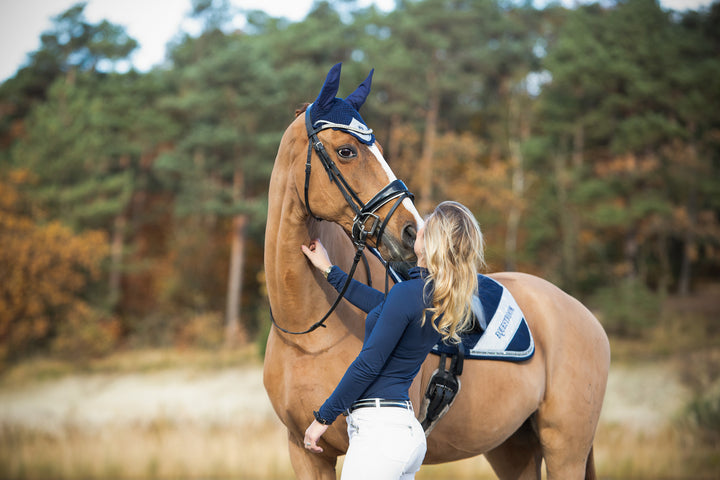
[309,63,375,145]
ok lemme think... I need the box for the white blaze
[368,143,424,228]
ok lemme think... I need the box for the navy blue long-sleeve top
[317,265,441,424]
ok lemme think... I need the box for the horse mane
[295,103,310,117]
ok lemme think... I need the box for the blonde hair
[422,201,486,344]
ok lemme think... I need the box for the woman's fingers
[303,420,328,453]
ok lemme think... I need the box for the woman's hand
[301,239,333,273]
[303,420,329,453]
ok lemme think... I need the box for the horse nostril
[402,223,417,250]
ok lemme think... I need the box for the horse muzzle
[350,179,416,256]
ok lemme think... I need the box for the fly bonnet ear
[310,63,376,145]
[313,63,342,117]
[345,69,374,111]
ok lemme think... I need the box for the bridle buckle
[354,212,380,244]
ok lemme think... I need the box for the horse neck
[265,160,363,350]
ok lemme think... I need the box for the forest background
[0,0,718,478]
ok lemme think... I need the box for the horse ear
[346,69,374,111]
[314,63,342,112]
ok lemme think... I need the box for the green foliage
[51,303,121,361]
[0,2,138,147]
[685,387,720,443]
[678,350,720,444]
[590,277,663,337]
[1,0,719,359]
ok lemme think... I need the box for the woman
[301,201,485,480]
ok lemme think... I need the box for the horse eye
[337,146,357,159]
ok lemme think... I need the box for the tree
[0,169,112,364]
[0,2,137,149]
[535,0,720,294]
[159,10,284,345]
[11,70,176,316]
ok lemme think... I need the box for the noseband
[271,106,415,335]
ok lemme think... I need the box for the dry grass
[594,424,720,479]
[1,339,719,479]
[4,421,716,480]
[0,419,295,480]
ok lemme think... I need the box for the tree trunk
[504,87,530,271]
[109,212,127,309]
[505,139,524,272]
[418,72,439,215]
[678,197,696,296]
[225,169,247,347]
[678,142,699,297]
[553,148,577,291]
[553,125,584,290]
[657,232,671,299]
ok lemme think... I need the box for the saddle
[417,274,535,435]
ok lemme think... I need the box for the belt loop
[375,398,380,407]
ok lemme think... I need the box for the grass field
[2,283,719,480]
[1,341,718,480]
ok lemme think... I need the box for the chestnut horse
[263,64,610,479]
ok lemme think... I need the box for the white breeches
[341,405,427,480]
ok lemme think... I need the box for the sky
[0,0,713,83]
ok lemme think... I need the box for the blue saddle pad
[431,275,535,362]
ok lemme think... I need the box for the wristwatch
[313,410,332,425]
[322,265,333,279]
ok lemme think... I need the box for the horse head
[282,63,421,264]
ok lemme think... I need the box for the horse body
[264,66,609,479]
[419,272,609,478]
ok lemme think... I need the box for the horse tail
[585,445,597,480]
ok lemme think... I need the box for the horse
[263,63,610,479]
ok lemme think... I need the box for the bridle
[271,106,415,335]
[302,106,413,248]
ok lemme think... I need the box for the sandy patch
[0,361,689,435]
[600,360,690,432]
[0,367,275,435]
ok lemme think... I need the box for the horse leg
[535,403,598,479]
[287,432,338,480]
[484,418,543,480]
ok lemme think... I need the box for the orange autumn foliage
[0,170,113,363]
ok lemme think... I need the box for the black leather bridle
[302,107,413,248]
[271,106,415,335]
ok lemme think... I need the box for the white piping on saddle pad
[470,286,530,356]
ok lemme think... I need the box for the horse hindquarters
[516,277,609,480]
[419,354,545,464]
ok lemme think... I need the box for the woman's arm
[314,285,413,423]
[302,240,385,312]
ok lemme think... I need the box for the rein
[271,106,414,335]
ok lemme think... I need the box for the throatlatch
[418,344,464,435]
